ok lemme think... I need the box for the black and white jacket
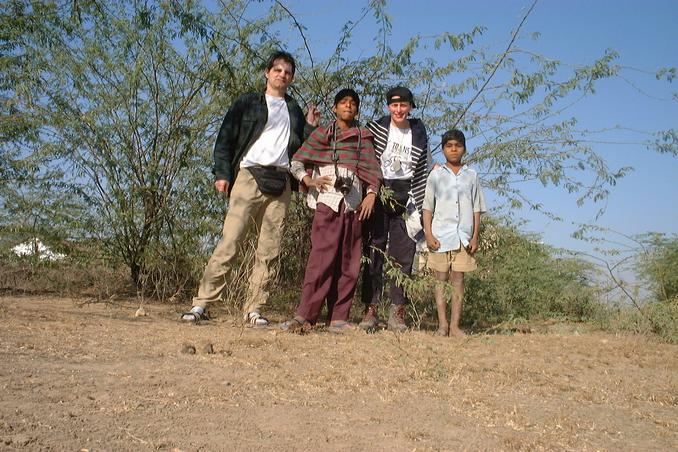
[365,115,430,212]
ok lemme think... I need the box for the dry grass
[1,295,677,451]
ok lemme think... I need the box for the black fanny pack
[248,166,288,196]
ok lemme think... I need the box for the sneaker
[245,311,269,328]
[387,305,407,332]
[359,305,379,332]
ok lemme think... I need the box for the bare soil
[1,295,677,451]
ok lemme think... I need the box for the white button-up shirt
[423,165,487,252]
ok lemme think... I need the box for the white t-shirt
[381,123,413,179]
[241,94,291,168]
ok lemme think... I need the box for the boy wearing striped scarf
[281,89,382,333]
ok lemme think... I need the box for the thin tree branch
[451,0,539,130]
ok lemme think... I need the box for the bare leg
[449,271,466,337]
[434,270,450,335]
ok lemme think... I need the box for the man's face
[333,96,359,122]
[443,139,465,164]
[265,58,294,91]
[388,100,412,124]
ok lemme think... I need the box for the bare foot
[449,328,467,338]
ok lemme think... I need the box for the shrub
[638,234,678,302]
[396,216,599,330]
[595,298,678,344]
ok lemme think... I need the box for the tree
[638,234,678,303]
[1,0,279,289]
[2,0,674,303]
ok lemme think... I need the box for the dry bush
[595,298,678,344]
[0,253,133,300]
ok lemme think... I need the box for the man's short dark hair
[441,129,466,148]
[334,88,360,107]
[266,50,296,75]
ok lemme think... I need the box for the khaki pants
[192,168,291,315]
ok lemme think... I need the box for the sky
[261,0,678,259]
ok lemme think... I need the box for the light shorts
[427,246,477,273]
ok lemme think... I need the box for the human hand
[358,192,376,221]
[468,237,478,255]
[426,234,440,251]
[306,104,321,126]
[215,179,230,194]
[305,175,332,191]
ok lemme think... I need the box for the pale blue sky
[261,0,678,255]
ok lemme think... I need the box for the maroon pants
[296,202,363,324]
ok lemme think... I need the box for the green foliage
[595,299,678,344]
[656,66,676,82]
[637,233,678,303]
[278,194,314,291]
[1,0,674,318]
[459,218,598,326]
[652,129,678,156]
[463,218,598,326]
[377,216,598,330]
[1,0,280,294]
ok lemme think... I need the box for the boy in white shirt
[423,130,486,337]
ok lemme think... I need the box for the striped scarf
[292,122,382,190]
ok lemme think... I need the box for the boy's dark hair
[266,50,296,75]
[334,88,360,107]
[441,129,466,148]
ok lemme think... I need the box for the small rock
[181,344,196,355]
[134,307,146,317]
[202,343,214,354]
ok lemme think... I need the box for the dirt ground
[0,295,676,451]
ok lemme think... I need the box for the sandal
[245,312,269,328]
[280,317,310,332]
[328,321,357,334]
[181,310,210,324]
